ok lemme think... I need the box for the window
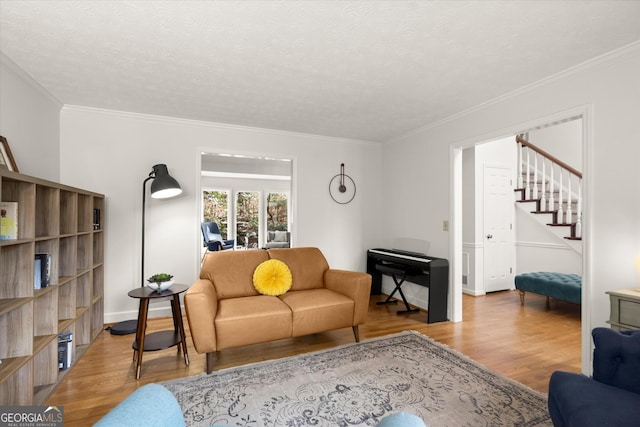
[202,190,230,239]
[200,152,292,251]
[236,191,260,248]
[202,189,290,249]
[267,192,288,232]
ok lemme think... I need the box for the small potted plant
[147,273,174,293]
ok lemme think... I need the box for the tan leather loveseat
[185,247,372,373]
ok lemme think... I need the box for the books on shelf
[58,333,73,370]
[34,257,42,289]
[34,253,52,288]
[0,201,18,240]
[93,208,101,230]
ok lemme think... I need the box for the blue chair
[548,327,640,426]
[201,221,234,252]
[376,412,426,426]
[94,383,187,427]
[96,383,426,426]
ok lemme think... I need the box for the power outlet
[443,220,449,231]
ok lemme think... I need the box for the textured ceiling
[1,1,639,142]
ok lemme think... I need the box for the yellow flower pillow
[253,259,292,296]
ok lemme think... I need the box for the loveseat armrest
[324,269,371,325]
[184,279,219,354]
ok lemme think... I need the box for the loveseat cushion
[201,250,269,299]
[268,247,329,291]
[273,230,289,242]
[215,295,292,349]
[279,288,355,337]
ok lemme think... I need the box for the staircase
[513,135,582,255]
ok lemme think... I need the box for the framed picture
[0,136,19,172]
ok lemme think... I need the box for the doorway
[483,164,514,293]
[199,152,293,253]
[452,109,589,372]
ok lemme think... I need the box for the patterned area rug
[162,331,551,427]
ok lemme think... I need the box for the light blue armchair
[94,383,427,426]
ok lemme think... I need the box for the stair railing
[516,135,583,238]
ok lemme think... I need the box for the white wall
[0,55,61,181]
[59,106,382,322]
[527,118,582,172]
[382,42,640,371]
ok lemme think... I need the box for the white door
[483,165,514,292]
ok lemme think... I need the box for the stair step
[514,189,578,202]
[547,222,578,227]
[535,211,577,217]
[515,195,578,204]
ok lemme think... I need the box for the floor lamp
[108,164,182,335]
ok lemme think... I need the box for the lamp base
[107,319,138,335]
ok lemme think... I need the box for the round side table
[128,284,190,379]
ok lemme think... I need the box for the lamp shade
[150,164,182,199]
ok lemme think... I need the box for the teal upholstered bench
[514,272,581,306]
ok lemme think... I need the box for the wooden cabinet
[0,169,104,405]
[607,289,640,331]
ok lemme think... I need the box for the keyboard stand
[375,264,420,314]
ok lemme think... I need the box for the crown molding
[61,104,379,147]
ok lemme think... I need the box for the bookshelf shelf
[0,169,104,405]
[0,237,33,246]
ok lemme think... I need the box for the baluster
[517,141,523,189]
[525,147,531,200]
[575,181,582,238]
[540,158,546,211]
[557,169,564,224]
[532,152,539,200]
[566,173,573,225]
[548,165,555,211]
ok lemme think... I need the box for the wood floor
[47,291,581,426]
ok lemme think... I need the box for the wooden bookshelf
[0,169,104,405]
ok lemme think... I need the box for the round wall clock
[329,163,356,204]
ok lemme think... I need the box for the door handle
[486,234,493,239]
